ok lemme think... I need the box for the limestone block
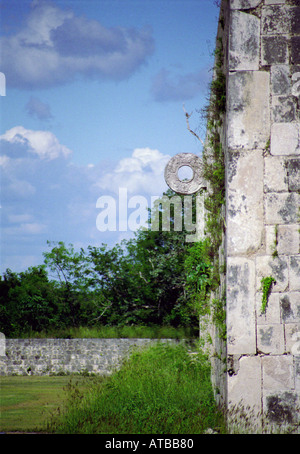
[230,0,262,8]
[291,37,300,65]
[291,6,300,34]
[262,355,294,391]
[262,5,291,35]
[227,150,264,255]
[228,356,261,416]
[264,156,288,193]
[271,123,300,156]
[271,96,297,123]
[285,322,300,354]
[229,11,260,71]
[290,256,300,291]
[257,324,285,354]
[265,224,278,255]
[227,71,270,150]
[271,65,291,95]
[265,192,300,224]
[256,255,288,292]
[277,224,300,255]
[256,292,281,324]
[287,159,300,191]
[291,67,300,101]
[295,357,300,392]
[265,0,286,4]
[264,391,299,425]
[280,293,300,323]
[261,36,289,65]
[227,257,256,354]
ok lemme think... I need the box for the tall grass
[16,325,197,339]
[48,343,225,434]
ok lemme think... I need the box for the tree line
[0,190,212,338]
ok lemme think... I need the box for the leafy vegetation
[185,33,227,344]
[48,343,226,434]
[0,189,212,339]
[260,276,276,314]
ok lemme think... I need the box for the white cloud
[97,147,170,195]
[1,2,154,89]
[0,126,72,160]
[0,128,170,273]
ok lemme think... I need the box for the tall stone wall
[222,0,300,430]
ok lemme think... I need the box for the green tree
[0,266,59,336]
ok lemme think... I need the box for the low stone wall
[0,338,179,376]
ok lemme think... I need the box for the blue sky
[0,0,220,273]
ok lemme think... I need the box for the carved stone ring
[164,153,205,195]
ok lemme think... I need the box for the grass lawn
[0,375,94,433]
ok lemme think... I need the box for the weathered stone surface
[295,357,300,392]
[263,391,299,426]
[265,192,300,224]
[216,0,300,427]
[227,257,256,354]
[264,391,299,425]
[265,225,278,255]
[261,36,289,65]
[272,96,297,123]
[291,68,300,98]
[271,123,300,156]
[256,292,281,325]
[291,37,300,64]
[290,256,300,290]
[257,324,285,354]
[265,0,286,4]
[287,159,300,191]
[256,255,288,292]
[264,156,288,193]
[230,0,262,9]
[285,322,300,354]
[280,293,300,323]
[228,356,261,412]
[227,150,264,255]
[271,65,290,95]
[0,338,176,376]
[227,72,270,149]
[229,11,260,71]
[262,355,294,390]
[277,224,300,255]
[262,5,291,35]
[291,6,300,34]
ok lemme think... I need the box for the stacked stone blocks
[0,338,176,376]
[225,0,300,427]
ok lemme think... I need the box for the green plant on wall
[260,276,276,314]
[183,32,226,342]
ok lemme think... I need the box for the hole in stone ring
[164,153,205,195]
[177,165,194,182]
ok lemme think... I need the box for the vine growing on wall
[184,32,227,342]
